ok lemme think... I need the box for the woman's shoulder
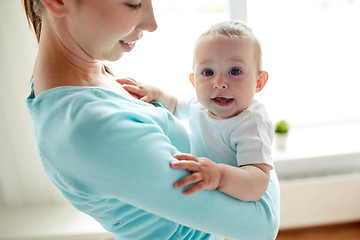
[28,85,151,115]
[27,86,167,137]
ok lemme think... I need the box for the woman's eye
[127,3,142,9]
[202,69,214,77]
[229,68,242,75]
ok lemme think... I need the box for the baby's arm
[217,163,271,201]
[116,78,178,114]
[171,153,271,201]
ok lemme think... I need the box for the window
[4,0,359,207]
[109,0,360,127]
[107,0,230,100]
[247,0,360,126]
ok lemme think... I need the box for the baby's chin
[208,109,241,119]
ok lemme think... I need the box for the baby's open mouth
[212,97,234,106]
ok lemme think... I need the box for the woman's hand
[170,153,222,195]
[116,78,160,103]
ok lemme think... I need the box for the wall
[0,1,64,206]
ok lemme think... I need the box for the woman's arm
[71,115,279,239]
[40,95,279,240]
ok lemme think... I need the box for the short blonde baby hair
[194,20,263,72]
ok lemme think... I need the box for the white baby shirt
[176,98,274,168]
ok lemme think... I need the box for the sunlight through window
[108,0,360,127]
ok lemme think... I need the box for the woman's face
[62,0,157,61]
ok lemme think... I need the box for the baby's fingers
[140,95,153,103]
[182,182,205,195]
[170,160,199,172]
[172,153,198,162]
[116,78,137,86]
[122,85,144,98]
[122,84,139,92]
[173,172,202,189]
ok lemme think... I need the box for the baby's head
[189,21,268,118]
[193,21,263,73]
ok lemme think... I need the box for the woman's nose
[140,0,158,32]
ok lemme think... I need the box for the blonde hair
[23,0,43,43]
[194,20,263,72]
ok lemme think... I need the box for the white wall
[0,1,64,206]
[228,0,247,21]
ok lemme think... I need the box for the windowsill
[273,122,360,181]
[273,122,360,229]
[274,122,360,160]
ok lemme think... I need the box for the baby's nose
[213,78,228,89]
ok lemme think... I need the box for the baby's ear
[40,0,68,17]
[189,73,195,88]
[256,71,268,93]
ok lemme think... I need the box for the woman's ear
[40,0,67,17]
[189,73,195,88]
[255,71,268,93]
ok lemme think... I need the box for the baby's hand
[116,78,159,103]
[170,153,222,195]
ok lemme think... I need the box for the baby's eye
[228,68,242,75]
[202,69,214,77]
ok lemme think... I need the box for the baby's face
[191,34,260,118]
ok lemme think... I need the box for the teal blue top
[27,85,280,240]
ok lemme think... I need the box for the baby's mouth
[212,97,234,106]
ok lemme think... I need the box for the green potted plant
[274,120,289,150]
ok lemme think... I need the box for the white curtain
[0,1,65,206]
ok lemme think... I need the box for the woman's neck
[33,20,110,96]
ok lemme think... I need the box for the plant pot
[275,133,288,150]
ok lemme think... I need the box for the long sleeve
[27,87,280,240]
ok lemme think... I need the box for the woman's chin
[103,52,125,62]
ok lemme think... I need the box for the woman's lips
[119,40,136,52]
[212,97,234,106]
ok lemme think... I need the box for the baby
[119,20,273,201]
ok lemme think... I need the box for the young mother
[24,0,280,239]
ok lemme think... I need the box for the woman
[24,0,280,239]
